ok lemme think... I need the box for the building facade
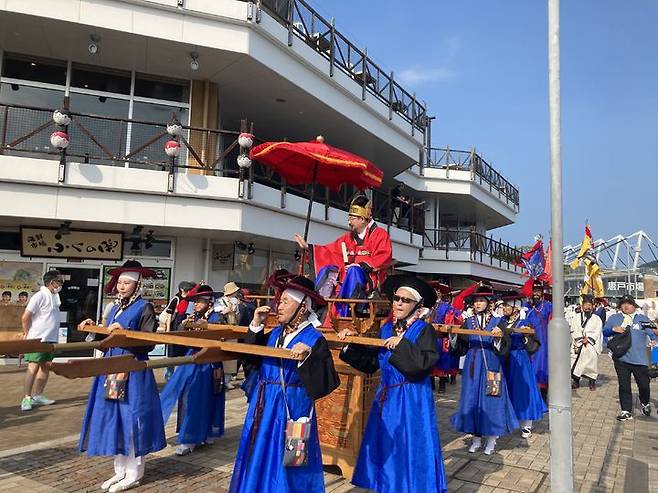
[0,0,522,345]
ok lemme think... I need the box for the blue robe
[433,302,461,376]
[229,325,326,493]
[450,314,519,437]
[79,298,166,457]
[159,312,225,445]
[523,300,552,387]
[503,317,547,421]
[344,319,447,493]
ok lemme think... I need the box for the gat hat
[464,283,495,305]
[266,270,326,308]
[223,281,241,297]
[187,284,221,302]
[178,281,196,291]
[617,294,639,308]
[532,280,548,291]
[348,194,372,219]
[428,281,451,296]
[104,260,155,295]
[381,274,438,308]
[580,294,595,305]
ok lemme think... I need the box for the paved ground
[0,355,656,492]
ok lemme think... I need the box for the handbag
[607,327,632,359]
[480,338,501,397]
[524,334,541,355]
[280,361,313,467]
[104,372,128,401]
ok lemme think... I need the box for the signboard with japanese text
[21,227,123,261]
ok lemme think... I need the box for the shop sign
[21,227,123,261]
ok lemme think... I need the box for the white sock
[521,420,532,430]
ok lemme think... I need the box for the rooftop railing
[245,0,428,135]
[423,227,523,272]
[0,102,425,238]
[423,147,520,209]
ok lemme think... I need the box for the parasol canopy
[249,136,383,191]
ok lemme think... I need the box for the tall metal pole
[547,1,574,492]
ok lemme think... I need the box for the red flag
[452,282,478,311]
[544,240,553,286]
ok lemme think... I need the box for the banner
[21,227,123,261]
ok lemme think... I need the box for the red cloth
[175,284,200,315]
[312,224,392,290]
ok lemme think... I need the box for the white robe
[569,312,603,380]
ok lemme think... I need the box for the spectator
[1,291,11,305]
[20,270,63,412]
[647,301,658,322]
[603,294,658,421]
[18,291,29,306]
[163,281,196,380]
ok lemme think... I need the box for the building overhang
[0,1,422,177]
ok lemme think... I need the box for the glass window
[0,83,65,156]
[68,93,130,164]
[2,54,67,85]
[129,102,188,168]
[71,64,131,95]
[0,232,21,251]
[134,74,189,102]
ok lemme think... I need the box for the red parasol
[250,136,383,241]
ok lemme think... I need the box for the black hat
[532,280,548,291]
[500,290,523,302]
[381,274,437,307]
[580,294,595,304]
[617,294,639,308]
[187,284,221,302]
[178,281,196,291]
[465,284,495,305]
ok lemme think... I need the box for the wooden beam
[49,355,144,379]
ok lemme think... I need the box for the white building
[0,0,522,345]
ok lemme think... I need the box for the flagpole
[547,0,574,491]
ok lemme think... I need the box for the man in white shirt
[20,269,63,411]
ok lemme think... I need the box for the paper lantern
[50,131,70,149]
[238,132,254,149]
[52,109,72,126]
[164,139,180,157]
[237,154,252,168]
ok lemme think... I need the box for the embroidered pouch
[485,370,502,397]
[283,417,312,467]
[104,372,128,401]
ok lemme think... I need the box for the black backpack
[607,327,632,359]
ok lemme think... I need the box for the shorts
[23,352,55,363]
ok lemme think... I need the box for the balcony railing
[423,147,520,209]
[0,102,425,238]
[245,0,427,135]
[423,227,523,271]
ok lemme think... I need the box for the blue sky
[312,0,658,247]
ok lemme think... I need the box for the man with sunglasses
[20,269,63,411]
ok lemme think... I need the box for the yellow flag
[570,225,592,270]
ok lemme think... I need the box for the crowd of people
[10,194,658,492]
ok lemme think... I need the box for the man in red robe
[295,195,392,301]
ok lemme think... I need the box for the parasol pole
[302,160,319,242]
[547,0,574,491]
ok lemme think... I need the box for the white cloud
[397,66,457,85]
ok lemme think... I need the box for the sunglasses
[392,295,416,304]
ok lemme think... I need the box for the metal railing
[424,147,520,209]
[423,227,523,271]
[247,0,427,134]
[0,102,425,237]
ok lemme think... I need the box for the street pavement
[0,355,656,492]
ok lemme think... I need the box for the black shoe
[641,403,651,416]
[617,411,633,421]
[571,378,580,389]
[449,375,457,385]
[438,380,447,393]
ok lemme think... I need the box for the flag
[544,240,553,286]
[570,224,604,298]
[519,239,546,280]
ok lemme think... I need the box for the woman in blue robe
[430,283,462,393]
[338,274,447,493]
[500,292,547,439]
[159,284,225,456]
[450,284,519,455]
[229,274,339,493]
[78,260,166,493]
[523,280,552,392]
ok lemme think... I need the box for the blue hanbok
[432,302,461,377]
[450,314,519,437]
[229,323,339,493]
[159,313,225,445]
[503,317,547,421]
[341,319,447,493]
[524,300,552,388]
[79,298,166,457]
